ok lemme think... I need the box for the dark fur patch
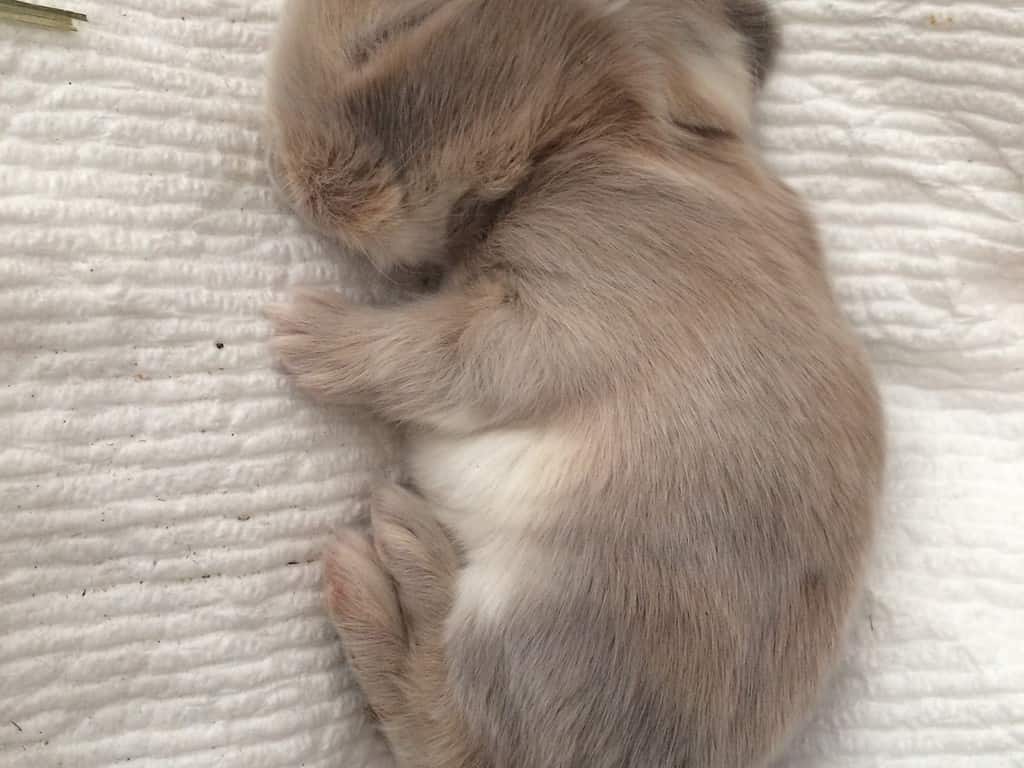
[725,0,780,87]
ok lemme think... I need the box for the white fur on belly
[448,539,542,629]
[409,425,575,628]
[406,424,577,549]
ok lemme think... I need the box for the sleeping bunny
[265,0,884,765]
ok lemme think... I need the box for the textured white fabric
[1,1,1021,767]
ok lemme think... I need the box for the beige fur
[265,1,884,766]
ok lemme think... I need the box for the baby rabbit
[265,1,885,766]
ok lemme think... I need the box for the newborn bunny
[265,1,885,766]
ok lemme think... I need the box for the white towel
[1,2,1021,767]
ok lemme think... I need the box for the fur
[265,1,884,766]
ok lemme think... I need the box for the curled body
[265,1,885,766]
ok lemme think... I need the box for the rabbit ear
[724,0,780,88]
